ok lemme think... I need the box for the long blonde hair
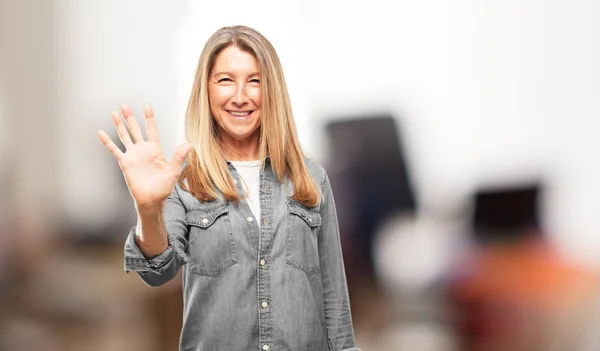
[179,25,320,207]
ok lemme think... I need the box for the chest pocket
[186,204,237,276]
[285,200,322,274]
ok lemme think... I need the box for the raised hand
[98,104,192,211]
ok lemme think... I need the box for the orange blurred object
[448,236,600,351]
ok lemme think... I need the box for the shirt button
[261,301,268,308]
[259,259,266,266]
[308,218,312,223]
[234,179,238,185]
[262,345,269,351]
[247,216,253,222]
[201,218,208,225]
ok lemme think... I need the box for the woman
[98,25,359,351]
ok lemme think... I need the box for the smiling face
[208,45,262,156]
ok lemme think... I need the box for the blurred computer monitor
[326,115,416,213]
[471,183,542,243]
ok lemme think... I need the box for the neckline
[229,159,262,167]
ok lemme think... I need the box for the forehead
[212,46,259,74]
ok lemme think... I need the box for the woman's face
[208,45,262,144]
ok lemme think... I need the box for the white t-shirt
[230,159,262,227]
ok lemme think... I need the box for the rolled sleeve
[124,226,177,274]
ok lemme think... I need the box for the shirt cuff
[123,226,175,274]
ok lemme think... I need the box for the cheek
[249,87,261,107]
[207,94,219,118]
[209,86,233,106]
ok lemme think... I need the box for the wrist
[135,199,166,216]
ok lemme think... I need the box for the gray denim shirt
[124,157,360,351]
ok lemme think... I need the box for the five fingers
[99,105,191,166]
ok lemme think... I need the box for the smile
[227,110,254,119]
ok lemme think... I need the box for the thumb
[170,142,193,170]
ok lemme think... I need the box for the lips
[227,110,254,119]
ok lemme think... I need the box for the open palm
[98,104,192,209]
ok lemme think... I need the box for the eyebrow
[212,71,260,77]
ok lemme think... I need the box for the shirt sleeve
[318,172,361,351]
[123,184,190,287]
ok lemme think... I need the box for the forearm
[135,201,169,259]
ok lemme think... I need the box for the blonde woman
[98,25,359,351]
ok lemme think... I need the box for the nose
[232,83,248,106]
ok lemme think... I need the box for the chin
[223,125,259,141]
[233,131,258,140]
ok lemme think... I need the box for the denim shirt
[124,157,360,351]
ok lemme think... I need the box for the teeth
[229,111,251,116]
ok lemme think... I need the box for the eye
[249,78,260,84]
[218,77,232,83]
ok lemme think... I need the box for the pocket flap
[186,204,229,228]
[287,202,322,227]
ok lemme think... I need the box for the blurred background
[1,0,599,350]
